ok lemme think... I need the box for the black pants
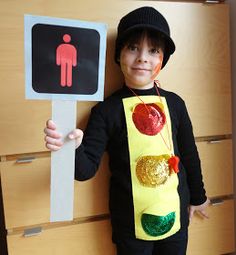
[115,228,188,255]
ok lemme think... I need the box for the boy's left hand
[189,198,210,221]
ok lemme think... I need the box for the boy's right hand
[44,120,84,151]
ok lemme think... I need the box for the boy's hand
[189,198,210,221]
[44,119,83,151]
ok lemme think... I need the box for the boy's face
[120,36,163,90]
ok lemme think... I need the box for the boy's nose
[137,50,148,63]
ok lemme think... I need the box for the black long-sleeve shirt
[75,85,207,239]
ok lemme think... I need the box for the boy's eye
[150,48,160,54]
[127,45,138,51]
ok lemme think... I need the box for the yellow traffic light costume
[123,95,180,240]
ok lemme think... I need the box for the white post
[50,100,77,222]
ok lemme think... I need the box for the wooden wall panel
[188,199,235,255]
[0,155,109,229]
[0,158,50,229]
[0,1,231,154]
[5,200,235,255]
[158,3,231,137]
[73,153,110,219]
[0,1,233,255]
[7,220,116,255]
[0,0,123,156]
[196,139,233,197]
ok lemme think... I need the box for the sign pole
[50,100,77,222]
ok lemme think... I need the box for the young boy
[45,6,209,255]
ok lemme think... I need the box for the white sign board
[25,14,107,101]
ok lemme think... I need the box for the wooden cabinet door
[73,153,110,219]
[158,3,231,137]
[0,1,231,155]
[0,155,109,229]
[0,1,233,255]
[7,219,116,255]
[0,0,52,155]
[196,139,233,197]
[188,199,235,255]
[6,200,235,255]
[0,157,50,229]
[0,0,124,156]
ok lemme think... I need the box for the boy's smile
[120,36,163,90]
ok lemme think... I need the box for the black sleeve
[177,100,207,205]
[74,104,108,181]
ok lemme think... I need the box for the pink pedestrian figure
[56,34,77,87]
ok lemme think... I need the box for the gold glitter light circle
[136,155,171,187]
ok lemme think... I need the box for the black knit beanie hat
[115,6,175,69]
